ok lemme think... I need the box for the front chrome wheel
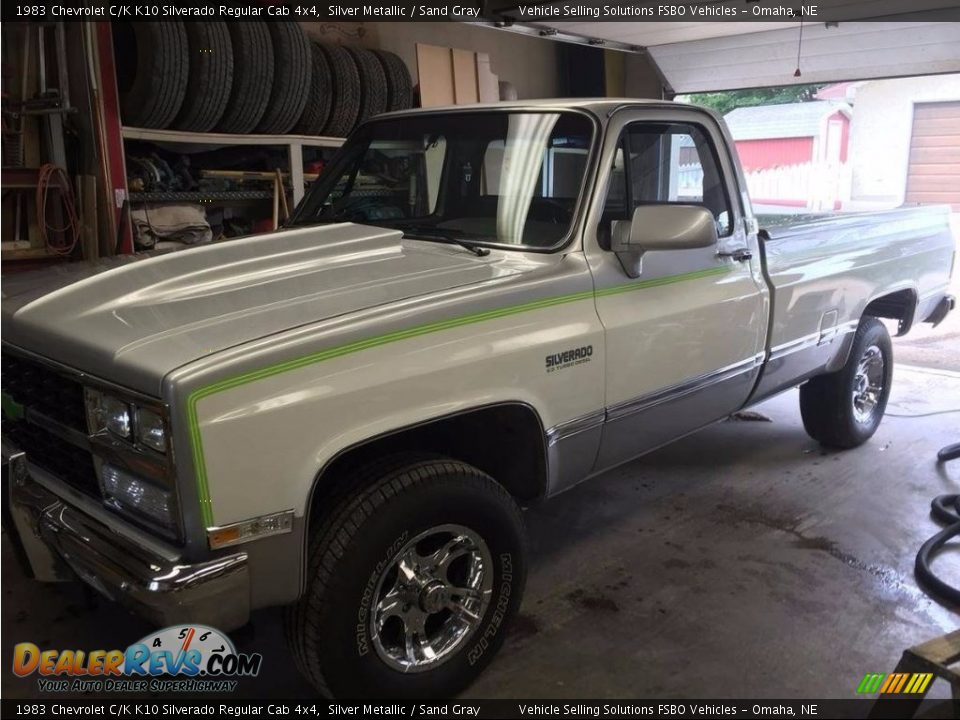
[852,344,885,424]
[370,524,493,673]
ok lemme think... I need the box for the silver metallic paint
[2,99,955,621]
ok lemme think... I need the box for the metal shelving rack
[127,190,276,203]
[121,126,345,206]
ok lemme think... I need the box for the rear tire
[285,455,526,698]
[800,317,893,448]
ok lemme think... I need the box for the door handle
[719,248,753,262]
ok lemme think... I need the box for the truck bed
[753,205,955,399]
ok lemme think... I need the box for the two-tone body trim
[545,410,606,448]
[768,320,860,362]
[606,353,765,423]
[543,352,765,494]
[546,353,765,439]
[186,265,732,528]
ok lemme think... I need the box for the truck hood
[2,223,534,396]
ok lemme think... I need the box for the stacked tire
[313,43,360,138]
[217,23,274,134]
[256,22,312,134]
[114,21,413,137]
[346,47,388,125]
[294,44,334,135]
[113,22,189,129]
[311,43,412,136]
[373,49,414,113]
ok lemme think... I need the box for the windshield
[289,111,595,250]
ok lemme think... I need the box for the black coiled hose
[914,492,960,607]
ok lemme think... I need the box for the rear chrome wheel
[371,524,493,673]
[852,345,885,424]
[800,317,893,449]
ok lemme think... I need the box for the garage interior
[2,3,960,702]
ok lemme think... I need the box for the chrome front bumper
[2,440,251,631]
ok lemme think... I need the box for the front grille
[1,350,99,497]
[1,352,87,430]
[2,419,99,495]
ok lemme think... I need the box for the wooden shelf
[2,166,70,191]
[1,246,59,261]
[121,126,345,149]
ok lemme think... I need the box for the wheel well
[307,403,548,525]
[863,288,917,336]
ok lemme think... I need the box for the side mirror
[610,205,719,278]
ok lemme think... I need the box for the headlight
[101,464,176,529]
[87,390,166,454]
[136,408,166,454]
[84,389,177,537]
[101,396,132,438]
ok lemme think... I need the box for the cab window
[600,122,732,246]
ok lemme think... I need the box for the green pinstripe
[187,264,732,526]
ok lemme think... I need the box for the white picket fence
[676,164,705,201]
[677,161,852,211]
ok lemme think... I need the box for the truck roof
[379,97,702,119]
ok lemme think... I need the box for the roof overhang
[479,1,960,92]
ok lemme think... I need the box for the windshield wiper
[397,226,491,257]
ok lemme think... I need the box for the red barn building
[724,101,852,172]
[722,101,852,209]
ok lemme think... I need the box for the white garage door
[518,17,960,93]
[905,101,960,211]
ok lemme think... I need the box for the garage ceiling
[492,0,960,92]
[647,21,960,92]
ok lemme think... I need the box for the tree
[682,84,826,116]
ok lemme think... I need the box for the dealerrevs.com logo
[13,625,262,693]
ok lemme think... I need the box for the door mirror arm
[609,219,646,278]
[610,205,720,279]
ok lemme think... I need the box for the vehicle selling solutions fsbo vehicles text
[517,4,742,17]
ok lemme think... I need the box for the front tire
[286,456,526,698]
[800,316,893,448]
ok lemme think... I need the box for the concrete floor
[3,345,958,700]
[893,308,960,373]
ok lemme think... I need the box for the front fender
[170,290,605,533]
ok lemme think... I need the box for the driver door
[585,109,770,471]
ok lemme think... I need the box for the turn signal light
[207,510,294,549]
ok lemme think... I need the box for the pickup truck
[2,99,956,699]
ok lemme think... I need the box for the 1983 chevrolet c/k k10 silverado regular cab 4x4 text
[2,100,956,697]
